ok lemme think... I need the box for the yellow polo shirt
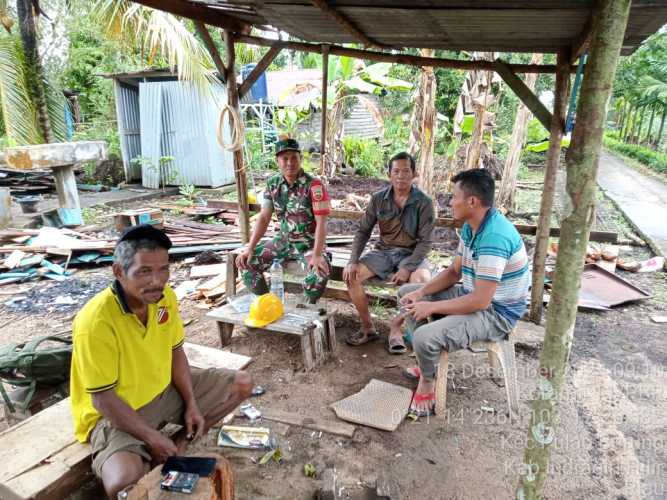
[70,281,185,442]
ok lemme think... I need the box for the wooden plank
[190,263,227,278]
[174,279,201,300]
[130,0,247,32]
[261,408,356,438]
[183,341,252,371]
[0,398,77,484]
[310,0,385,47]
[492,59,554,131]
[194,21,227,83]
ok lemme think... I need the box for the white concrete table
[4,141,107,225]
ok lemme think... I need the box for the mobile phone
[161,456,217,477]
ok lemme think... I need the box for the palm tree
[0,1,66,146]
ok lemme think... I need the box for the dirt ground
[1,173,666,499]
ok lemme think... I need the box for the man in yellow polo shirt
[70,225,253,499]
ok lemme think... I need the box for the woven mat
[330,379,413,431]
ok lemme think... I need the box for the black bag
[0,335,72,414]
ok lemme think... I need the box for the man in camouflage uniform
[236,138,331,303]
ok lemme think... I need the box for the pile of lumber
[0,168,56,195]
[173,261,238,309]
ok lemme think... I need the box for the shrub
[341,137,386,177]
[603,133,667,174]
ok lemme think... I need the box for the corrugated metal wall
[342,95,383,139]
[137,81,234,188]
[113,81,142,181]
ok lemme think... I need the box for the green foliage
[178,183,202,206]
[604,132,667,174]
[341,137,385,177]
[244,128,275,171]
[73,121,122,158]
[526,118,549,143]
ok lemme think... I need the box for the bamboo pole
[320,45,330,176]
[518,1,631,498]
[528,49,570,324]
[223,30,250,243]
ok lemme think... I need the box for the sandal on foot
[409,391,435,418]
[387,336,407,354]
[345,330,379,346]
[403,366,421,380]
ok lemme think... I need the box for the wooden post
[223,30,250,243]
[518,1,631,498]
[320,45,329,176]
[528,49,570,324]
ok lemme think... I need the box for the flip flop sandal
[409,391,435,418]
[387,336,408,354]
[345,330,380,346]
[403,366,421,380]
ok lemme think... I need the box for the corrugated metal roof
[155,1,667,54]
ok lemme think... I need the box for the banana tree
[322,58,412,177]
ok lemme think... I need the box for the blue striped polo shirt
[457,208,529,324]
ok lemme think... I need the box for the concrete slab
[4,141,107,170]
[598,151,667,260]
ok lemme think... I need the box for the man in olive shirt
[343,152,435,349]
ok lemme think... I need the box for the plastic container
[269,259,284,303]
[17,196,40,214]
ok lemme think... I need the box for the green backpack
[0,335,73,414]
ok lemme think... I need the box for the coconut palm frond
[94,0,216,93]
[44,77,68,142]
[0,36,42,144]
[638,75,667,104]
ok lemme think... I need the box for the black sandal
[387,336,407,354]
[345,330,380,346]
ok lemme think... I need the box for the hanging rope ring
[217,104,245,152]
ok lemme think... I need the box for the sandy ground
[0,174,665,499]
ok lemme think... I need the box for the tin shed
[108,71,235,188]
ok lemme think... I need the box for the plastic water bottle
[270,259,285,303]
[296,255,308,305]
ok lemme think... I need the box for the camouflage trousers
[241,238,330,303]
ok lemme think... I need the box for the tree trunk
[644,104,656,146]
[16,0,53,143]
[518,1,631,499]
[622,105,633,141]
[408,49,437,198]
[657,105,666,148]
[617,100,627,135]
[528,50,569,324]
[324,92,345,177]
[635,104,646,143]
[497,53,543,211]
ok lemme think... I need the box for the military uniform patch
[311,184,324,201]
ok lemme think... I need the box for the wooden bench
[207,301,336,371]
[0,343,251,500]
[225,247,392,299]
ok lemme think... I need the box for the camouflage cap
[275,138,301,156]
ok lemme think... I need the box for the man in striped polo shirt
[395,168,529,416]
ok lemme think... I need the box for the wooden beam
[208,201,618,243]
[310,0,385,48]
[223,30,250,244]
[238,45,281,99]
[492,59,554,130]
[194,21,227,83]
[570,18,593,63]
[320,44,330,176]
[235,34,577,74]
[129,0,247,32]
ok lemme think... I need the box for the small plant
[81,162,97,184]
[178,183,202,206]
[130,155,179,191]
[342,137,385,177]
